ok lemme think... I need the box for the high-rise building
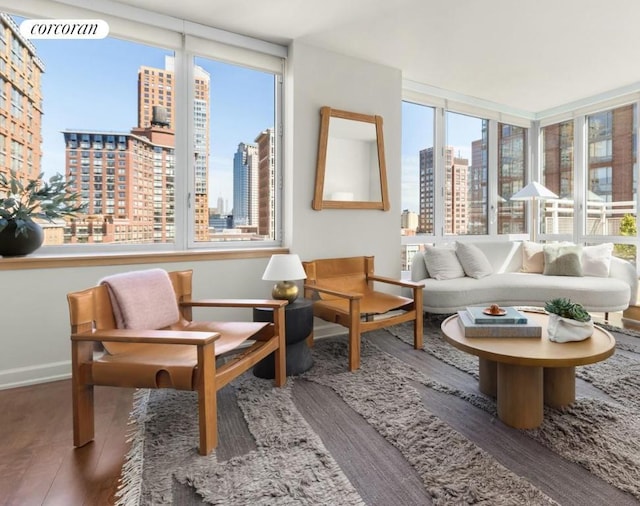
[468,136,487,234]
[233,142,259,227]
[255,128,276,239]
[419,146,469,235]
[63,125,175,244]
[0,13,44,181]
[138,56,210,241]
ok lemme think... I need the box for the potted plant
[544,297,594,342]
[0,170,86,257]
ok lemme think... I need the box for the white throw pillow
[410,250,430,280]
[582,243,614,277]
[521,241,544,273]
[424,245,465,280]
[455,242,493,279]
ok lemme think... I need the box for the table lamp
[262,254,307,303]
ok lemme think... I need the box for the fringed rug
[117,322,640,505]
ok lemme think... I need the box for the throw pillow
[424,245,466,280]
[410,250,430,280]
[455,242,493,279]
[521,241,544,273]
[543,244,584,277]
[582,243,614,277]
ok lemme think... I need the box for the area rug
[117,322,640,505]
[389,319,640,500]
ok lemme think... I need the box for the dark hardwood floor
[0,381,133,506]
[1,315,639,505]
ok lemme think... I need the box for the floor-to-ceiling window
[497,123,527,234]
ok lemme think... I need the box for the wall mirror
[312,106,390,210]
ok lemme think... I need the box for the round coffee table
[441,311,615,429]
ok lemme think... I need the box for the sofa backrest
[410,240,524,281]
[470,241,523,273]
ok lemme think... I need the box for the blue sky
[27,28,275,211]
[21,13,486,216]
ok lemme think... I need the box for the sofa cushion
[522,241,544,273]
[424,245,465,280]
[456,242,493,279]
[419,272,630,313]
[543,244,583,276]
[582,243,614,277]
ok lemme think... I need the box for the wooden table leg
[478,357,497,396]
[497,363,543,429]
[544,366,575,408]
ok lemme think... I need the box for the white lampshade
[510,181,558,201]
[262,254,307,281]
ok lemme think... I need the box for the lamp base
[272,281,299,304]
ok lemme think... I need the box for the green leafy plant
[544,298,591,322]
[0,170,86,238]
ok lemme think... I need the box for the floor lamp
[510,182,558,243]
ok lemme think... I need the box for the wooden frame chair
[303,256,423,371]
[67,269,286,456]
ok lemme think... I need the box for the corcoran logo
[19,19,109,39]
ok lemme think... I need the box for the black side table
[253,298,314,378]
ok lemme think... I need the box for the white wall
[288,42,403,279]
[1,42,404,389]
[0,259,273,389]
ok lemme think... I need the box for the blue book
[465,306,528,325]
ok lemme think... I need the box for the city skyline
[18,14,275,211]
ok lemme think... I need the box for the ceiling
[114,0,640,115]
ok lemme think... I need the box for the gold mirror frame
[312,106,390,211]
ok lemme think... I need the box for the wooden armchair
[67,269,286,456]
[303,256,423,371]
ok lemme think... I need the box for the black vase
[0,220,44,257]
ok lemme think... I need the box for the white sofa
[409,240,637,314]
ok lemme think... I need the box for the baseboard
[312,321,346,340]
[0,361,71,390]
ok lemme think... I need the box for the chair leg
[72,341,95,447]
[197,341,217,455]
[413,288,424,349]
[273,305,287,387]
[414,310,424,350]
[348,299,361,371]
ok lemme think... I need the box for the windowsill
[0,247,288,270]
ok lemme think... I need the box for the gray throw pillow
[543,244,583,277]
[455,242,493,279]
[424,245,465,280]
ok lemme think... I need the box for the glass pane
[586,104,636,241]
[3,13,176,245]
[194,56,276,242]
[497,123,527,234]
[542,120,574,235]
[402,101,434,234]
[401,101,434,270]
[445,112,488,235]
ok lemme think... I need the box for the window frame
[1,0,286,256]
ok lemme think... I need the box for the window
[542,120,574,235]
[497,123,527,234]
[445,111,488,235]
[541,105,637,262]
[2,9,284,252]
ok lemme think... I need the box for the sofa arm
[609,256,638,306]
[410,251,428,281]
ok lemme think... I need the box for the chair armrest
[182,299,288,309]
[368,275,423,289]
[303,284,363,300]
[71,329,220,346]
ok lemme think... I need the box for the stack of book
[457,306,542,337]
